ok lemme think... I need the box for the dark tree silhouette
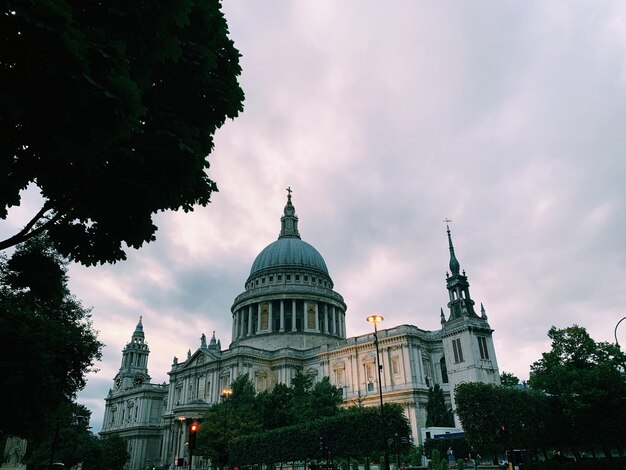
[425,384,454,427]
[0,235,102,438]
[1,1,244,264]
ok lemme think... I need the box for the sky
[4,1,626,433]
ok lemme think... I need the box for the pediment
[179,348,220,371]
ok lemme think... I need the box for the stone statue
[2,436,27,468]
[201,333,207,348]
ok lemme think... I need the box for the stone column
[315,302,320,332]
[332,307,337,335]
[280,300,285,332]
[237,310,243,338]
[291,300,297,332]
[256,304,261,333]
[247,305,253,336]
[324,304,329,334]
[269,302,273,332]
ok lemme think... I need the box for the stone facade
[100,193,500,470]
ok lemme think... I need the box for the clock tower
[113,316,152,390]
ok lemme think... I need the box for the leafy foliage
[529,325,626,451]
[0,235,102,438]
[229,404,412,465]
[456,325,626,461]
[455,382,548,459]
[197,373,411,466]
[426,384,454,427]
[196,375,262,466]
[24,402,129,470]
[499,372,520,388]
[0,0,244,264]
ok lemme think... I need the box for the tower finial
[444,219,460,275]
[279,187,300,239]
[134,316,144,336]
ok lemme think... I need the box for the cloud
[4,1,626,431]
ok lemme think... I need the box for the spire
[481,303,488,320]
[443,223,478,320]
[133,316,145,342]
[279,186,301,239]
[440,308,446,325]
[446,224,460,275]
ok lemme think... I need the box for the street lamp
[615,316,626,346]
[176,416,186,468]
[367,315,390,470]
[615,316,626,372]
[222,388,233,470]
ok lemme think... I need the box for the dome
[231,189,347,351]
[250,237,328,277]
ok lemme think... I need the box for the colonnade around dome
[231,298,346,343]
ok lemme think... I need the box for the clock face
[133,374,143,386]
[114,377,121,389]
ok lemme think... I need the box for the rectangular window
[478,336,489,360]
[452,338,464,363]
[334,368,344,386]
[277,275,282,281]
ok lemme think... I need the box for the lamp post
[222,388,233,470]
[176,416,186,468]
[367,315,390,470]
[615,316,626,346]
[615,316,626,372]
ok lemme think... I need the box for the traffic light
[496,424,508,440]
[189,421,199,449]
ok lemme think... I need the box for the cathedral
[100,192,501,470]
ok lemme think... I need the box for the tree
[455,382,549,463]
[257,383,294,430]
[1,0,244,265]
[25,401,93,469]
[92,434,131,470]
[0,235,102,438]
[529,325,626,454]
[499,372,520,388]
[229,403,412,465]
[426,384,454,427]
[197,375,262,466]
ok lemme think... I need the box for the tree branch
[0,203,61,251]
